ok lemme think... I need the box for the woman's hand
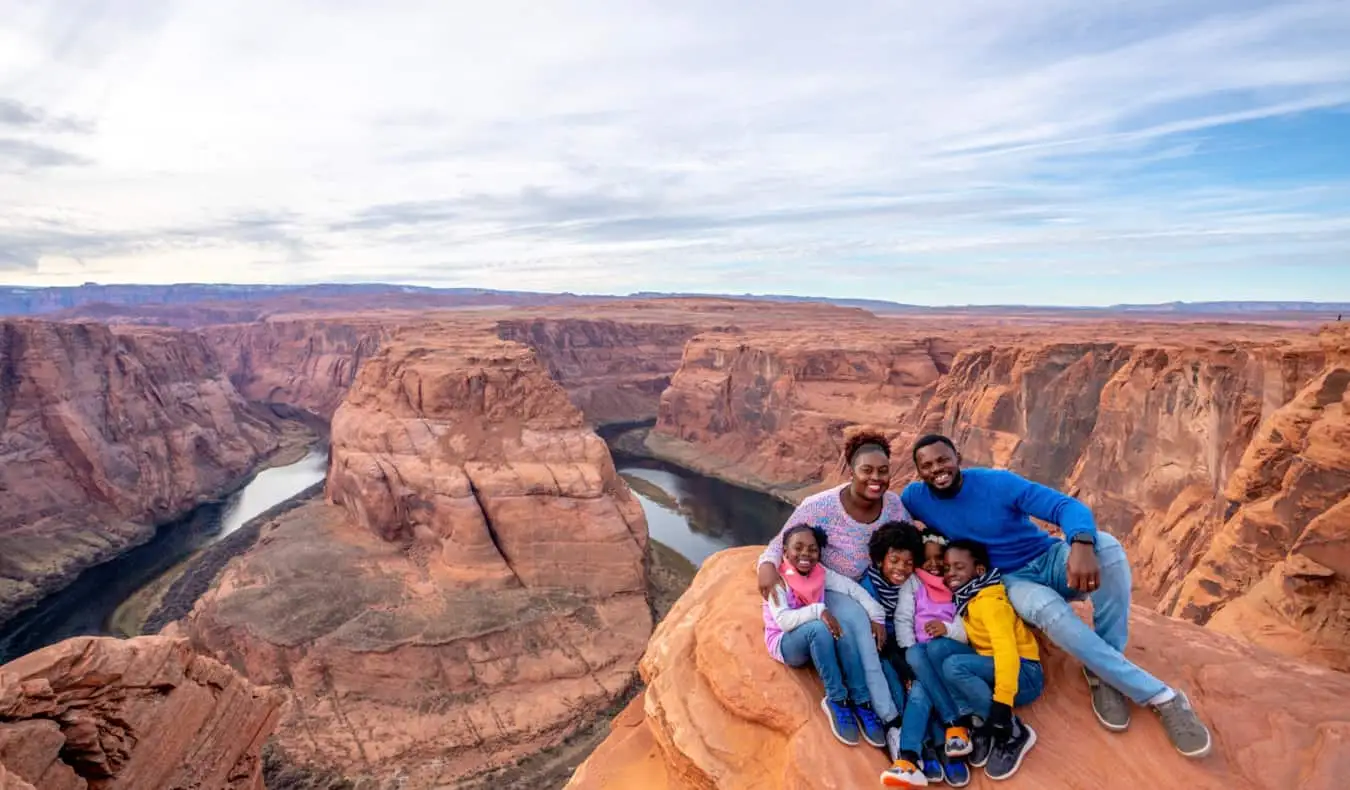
[822,610,843,639]
[757,562,785,600]
[870,621,887,650]
[924,620,947,638]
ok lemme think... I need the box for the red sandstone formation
[201,317,392,417]
[0,635,282,790]
[497,317,700,425]
[183,331,653,787]
[566,547,1350,790]
[0,320,279,627]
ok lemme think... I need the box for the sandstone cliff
[496,317,699,425]
[0,635,282,790]
[567,546,1350,790]
[0,320,279,627]
[183,331,653,787]
[649,329,957,497]
[201,318,391,417]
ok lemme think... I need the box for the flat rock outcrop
[183,331,653,787]
[567,546,1350,790]
[0,635,282,790]
[0,320,278,627]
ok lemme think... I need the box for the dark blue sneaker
[921,744,946,783]
[853,702,887,748]
[821,697,860,746]
[942,755,970,787]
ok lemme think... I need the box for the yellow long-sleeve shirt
[963,583,1040,706]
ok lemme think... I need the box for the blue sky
[1,0,1348,305]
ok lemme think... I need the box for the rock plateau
[567,546,1350,790]
[182,330,653,787]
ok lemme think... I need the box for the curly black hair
[782,523,828,551]
[946,538,991,570]
[868,520,923,566]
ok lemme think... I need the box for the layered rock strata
[0,635,282,790]
[183,332,653,787]
[0,320,278,627]
[566,546,1350,790]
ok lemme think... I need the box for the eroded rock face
[0,635,282,790]
[567,546,1350,790]
[496,317,699,425]
[202,318,390,417]
[0,320,279,627]
[650,330,956,497]
[184,332,652,787]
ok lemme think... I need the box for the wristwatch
[1070,533,1095,545]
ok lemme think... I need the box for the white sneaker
[880,758,929,788]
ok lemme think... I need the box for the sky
[1,0,1349,306]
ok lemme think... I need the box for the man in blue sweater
[900,434,1212,759]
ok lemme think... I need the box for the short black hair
[868,520,923,566]
[783,523,828,551]
[912,433,958,464]
[945,538,991,570]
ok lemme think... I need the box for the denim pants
[940,647,1045,720]
[780,619,870,705]
[879,637,910,720]
[898,681,948,756]
[822,590,899,721]
[1003,532,1167,704]
[906,638,965,724]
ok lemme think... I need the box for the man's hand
[924,620,947,638]
[1066,541,1101,593]
[822,610,843,639]
[757,562,785,600]
[870,621,887,650]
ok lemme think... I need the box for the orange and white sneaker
[880,758,929,787]
[944,725,972,757]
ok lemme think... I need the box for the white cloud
[1,0,1349,303]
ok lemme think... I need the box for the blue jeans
[780,619,870,705]
[897,684,949,757]
[941,649,1045,720]
[1003,532,1166,704]
[906,638,966,725]
[824,591,899,721]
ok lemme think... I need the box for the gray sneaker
[1153,690,1212,758]
[1083,668,1131,731]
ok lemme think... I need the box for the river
[0,448,328,663]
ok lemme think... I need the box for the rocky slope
[0,635,282,790]
[182,330,653,787]
[0,320,279,627]
[566,546,1350,790]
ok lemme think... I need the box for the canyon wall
[0,635,282,790]
[496,317,699,425]
[0,320,279,627]
[183,331,653,787]
[201,318,392,417]
[566,546,1350,790]
[648,323,1349,668]
[649,329,957,497]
